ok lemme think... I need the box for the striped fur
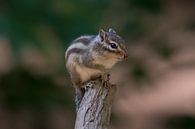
[65,36,97,60]
[72,35,96,45]
[65,29,127,86]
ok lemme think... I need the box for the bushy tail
[75,88,85,112]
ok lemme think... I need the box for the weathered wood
[74,75,116,129]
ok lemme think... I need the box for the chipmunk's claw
[102,73,111,88]
[84,80,96,90]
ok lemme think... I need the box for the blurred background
[0,0,195,129]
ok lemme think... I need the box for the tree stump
[74,74,116,129]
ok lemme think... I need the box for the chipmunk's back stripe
[66,48,84,60]
[65,42,87,56]
[73,36,96,46]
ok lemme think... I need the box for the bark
[74,75,116,129]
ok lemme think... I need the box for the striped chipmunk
[65,28,127,111]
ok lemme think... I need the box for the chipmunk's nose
[120,49,128,60]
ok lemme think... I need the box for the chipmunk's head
[98,28,127,61]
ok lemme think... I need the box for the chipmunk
[65,28,127,111]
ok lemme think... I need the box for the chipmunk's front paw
[103,80,110,88]
[84,81,96,90]
[102,74,111,88]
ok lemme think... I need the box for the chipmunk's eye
[110,43,117,49]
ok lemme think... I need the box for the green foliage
[131,63,147,83]
[129,0,162,13]
[0,0,111,50]
[0,67,73,111]
[186,20,195,31]
[152,39,173,59]
[123,17,146,41]
[166,115,195,129]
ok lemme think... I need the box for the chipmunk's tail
[75,88,85,112]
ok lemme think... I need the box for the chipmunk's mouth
[116,53,127,61]
[116,57,123,61]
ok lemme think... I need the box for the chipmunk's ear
[99,29,108,42]
[108,28,116,34]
